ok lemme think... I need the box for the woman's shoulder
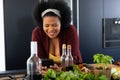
[32,26,40,32]
[32,26,44,34]
[32,26,45,38]
[32,26,47,41]
[66,24,77,32]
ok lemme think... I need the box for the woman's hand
[41,64,62,76]
[41,66,47,76]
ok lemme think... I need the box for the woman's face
[43,16,61,39]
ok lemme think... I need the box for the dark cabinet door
[4,0,37,70]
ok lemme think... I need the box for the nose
[48,26,54,32]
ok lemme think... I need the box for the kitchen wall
[79,0,120,63]
[4,0,36,70]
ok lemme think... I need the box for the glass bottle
[65,45,74,71]
[60,44,66,71]
[26,41,42,80]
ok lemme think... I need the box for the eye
[52,24,58,27]
[44,24,49,27]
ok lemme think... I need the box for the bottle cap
[62,44,66,48]
[31,41,37,54]
[67,45,71,49]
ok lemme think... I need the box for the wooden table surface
[89,64,120,69]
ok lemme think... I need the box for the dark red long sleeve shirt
[32,25,82,63]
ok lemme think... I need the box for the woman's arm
[31,27,46,58]
[66,25,83,64]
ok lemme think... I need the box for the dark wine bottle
[26,41,42,80]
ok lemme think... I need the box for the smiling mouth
[49,31,55,36]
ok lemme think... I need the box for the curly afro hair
[32,0,71,29]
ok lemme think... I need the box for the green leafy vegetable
[96,73,108,80]
[93,53,114,69]
[43,64,109,80]
[43,69,56,80]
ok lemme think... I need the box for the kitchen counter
[0,69,26,80]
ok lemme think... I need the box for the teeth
[50,33,54,35]
[49,31,55,35]
[49,31,55,34]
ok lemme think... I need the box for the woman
[32,0,82,64]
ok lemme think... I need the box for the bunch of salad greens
[43,65,109,80]
[93,53,114,70]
